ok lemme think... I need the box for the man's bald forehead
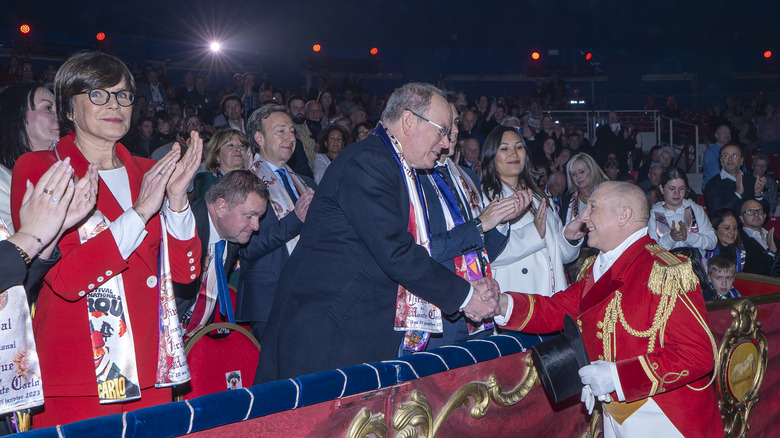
[596,181,649,223]
[741,199,762,214]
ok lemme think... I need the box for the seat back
[174,322,261,400]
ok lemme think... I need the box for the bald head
[581,181,649,253]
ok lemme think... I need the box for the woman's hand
[12,159,77,254]
[669,220,688,242]
[132,147,181,222]
[167,131,204,211]
[534,198,547,239]
[63,163,98,230]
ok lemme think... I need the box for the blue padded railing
[20,332,544,437]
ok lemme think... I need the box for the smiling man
[494,181,722,437]
[176,170,268,341]
[256,82,502,383]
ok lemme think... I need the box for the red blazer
[11,133,201,397]
[505,235,723,437]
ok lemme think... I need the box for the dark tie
[214,239,234,324]
[275,168,298,202]
[435,166,469,220]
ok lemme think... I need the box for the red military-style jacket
[505,235,723,437]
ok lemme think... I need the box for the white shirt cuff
[611,361,626,401]
[459,285,474,311]
[493,293,514,326]
[109,209,148,260]
[164,199,196,241]
[496,222,510,235]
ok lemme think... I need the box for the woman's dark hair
[0,83,48,168]
[317,125,351,154]
[480,125,546,201]
[659,166,689,189]
[54,51,135,134]
[710,208,742,248]
[352,122,373,143]
[318,90,338,118]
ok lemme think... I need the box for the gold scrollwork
[391,354,539,437]
[716,299,768,438]
[346,407,387,438]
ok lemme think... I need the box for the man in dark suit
[237,105,315,343]
[176,170,269,340]
[739,199,778,276]
[256,83,502,383]
[705,144,767,214]
[594,111,634,166]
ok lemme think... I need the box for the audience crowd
[0,52,777,431]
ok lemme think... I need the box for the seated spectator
[191,129,251,199]
[636,144,661,184]
[551,147,572,173]
[705,208,745,272]
[648,167,716,254]
[132,117,154,157]
[704,254,741,301]
[149,111,176,156]
[757,103,780,154]
[318,90,340,126]
[352,122,372,145]
[702,124,732,191]
[705,144,767,214]
[0,83,61,231]
[565,152,608,226]
[602,154,632,182]
[313,126,350,184]
[461,137,481,173]
[751,154,777,216]
[546,170,569,223]
[739,199,778,276]
[218,95,246,133]
[638,162,664,192]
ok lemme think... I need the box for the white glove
[581,385,595,414]
[578,360,618,398]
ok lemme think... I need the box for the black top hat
[531,313,590,403]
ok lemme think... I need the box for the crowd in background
[1,51,779,429]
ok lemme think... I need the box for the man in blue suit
[236,105,315,343]
[256,83,504,383]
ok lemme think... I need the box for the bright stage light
[20,24,31,35]
[210,42,221,52]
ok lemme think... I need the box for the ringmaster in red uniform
[496,181,723,437]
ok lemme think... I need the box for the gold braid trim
[515,295,535,332]
[602,246,699,360]
[576,255,597,283]
[638,356,660,396]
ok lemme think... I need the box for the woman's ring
[51,196,58,203]
[43,188,54,195]
[158,171,165,176]
[84,193,90,200]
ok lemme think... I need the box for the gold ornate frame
[716,299,768,438]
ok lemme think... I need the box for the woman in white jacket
[481,126,581,297]
[648,167,717,253]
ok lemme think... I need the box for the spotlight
[585,52,593,61]
[19,24,31,35]
[370,47,379,55]
[531,51,541,61]
[764,50,772,59]
[96,32,106,41]
[210,42,221,52]
[313,44,322,52]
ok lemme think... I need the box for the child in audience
[705,254,742,300]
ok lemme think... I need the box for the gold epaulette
[644,243,699,297]
[576,255,597,283]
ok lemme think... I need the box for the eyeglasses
[186,121,202,126]
[406,108,451,140]
[742,208,765,216]
[80,89,135,107]
[721,152,742,160]
[223,142,247,151]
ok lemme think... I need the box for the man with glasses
[739,199,778,275]
[704,144,767,214]
[255,82,504,383]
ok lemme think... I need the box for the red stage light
[19,24,31,35]
[96,32,106,41]
[370,47,378,55]
[531,51,541,61]
[312,44,321,52]
[764,50,772,59]
[585,52,593,61]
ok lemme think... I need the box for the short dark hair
[707,253,736,276]
[221,94,242,114]
[246,105,288,152]
[205,169,268,205]
[54,51,135,134]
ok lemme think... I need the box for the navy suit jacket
[235,173,314,336]
[256,132,471,383]
[174,199,240,322]
[704,173,768,214]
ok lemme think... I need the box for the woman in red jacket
[11,51,202,427]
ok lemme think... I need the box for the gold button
[596,332,603,339]
[577,319,582,326]
[598,355,604,360]
[597,321,603,329]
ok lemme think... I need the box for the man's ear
[214,198,229,217]
[401,110,415,136]
[253,131,265,151]
[617,206,633,226]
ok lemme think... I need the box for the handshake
[461,277,505,322]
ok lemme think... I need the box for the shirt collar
[720,168,738,182]
[593,227,648,281]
